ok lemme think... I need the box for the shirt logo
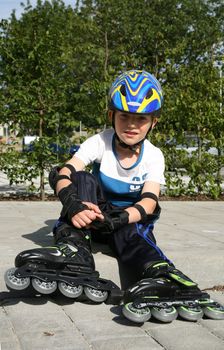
[129,184,141,192]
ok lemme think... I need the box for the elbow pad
[141,192,158,203]
[49,164,76,191]
[135,192,160,223]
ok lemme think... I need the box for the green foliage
[0,0,223,198]
[0,147,39,191]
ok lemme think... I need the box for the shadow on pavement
[21,220,56,247]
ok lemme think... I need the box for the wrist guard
[58,183,88,221]
[91,208,129,235]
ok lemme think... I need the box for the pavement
[0,200,224,350]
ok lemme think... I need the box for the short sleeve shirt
[74,129,165,207]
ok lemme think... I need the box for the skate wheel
[151,306,178,323]
[177,306,203,321]
[4,268,30,290]
[203,304,224,320]
[31,278,57,294]
[122,302,151,323]
[58,281,83,298]
[84,286,108,303]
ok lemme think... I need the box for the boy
[50,70,203,322]
[6,70,223,323]
[53,69,168,277]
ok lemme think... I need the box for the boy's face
[109,110,157,147]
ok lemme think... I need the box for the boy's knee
[70,170,98,185]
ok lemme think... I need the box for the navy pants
[55,171,170,275]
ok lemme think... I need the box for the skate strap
[149,262,198,287]
[56,243,78,257]
[168,270,197,287]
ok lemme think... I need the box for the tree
[0,0,223,198]
[0,0,85,199]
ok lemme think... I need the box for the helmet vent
[146,88,153,99]
[120,84,127,96]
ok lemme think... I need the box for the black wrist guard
[58,183,88,221]
[91,208,129,235]
[109,208,129,230]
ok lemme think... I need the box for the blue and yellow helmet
[108,70,163,116]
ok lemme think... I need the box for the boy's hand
[71,202,104,229]
[58,184,104,227]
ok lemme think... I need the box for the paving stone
[92,336,163,350]
[146,321,224,350]
[0,201,224,350]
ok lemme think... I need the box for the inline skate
[122,261,224,323]
[4,226,121,304]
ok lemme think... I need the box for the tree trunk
[39,114,45,201]
[104,31,109,116]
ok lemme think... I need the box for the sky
[0,0,76,20]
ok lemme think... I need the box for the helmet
[108,70,163,116]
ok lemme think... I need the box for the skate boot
[122,261,224,323]
[5,226,121,303]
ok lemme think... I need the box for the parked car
[22,136,79,155]
[48,143,80,155]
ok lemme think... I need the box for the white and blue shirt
[74,129,165,207]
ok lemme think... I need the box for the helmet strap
[114,125,153,152]
[114,133,142,152]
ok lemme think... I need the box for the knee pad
[71,171,105,204]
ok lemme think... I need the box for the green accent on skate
[169,273,197,287]
[206,306,224,313]
[199,299,211,305]
[85,235,90,240]
[47,245,66,251]
[124,302,150,315]
[169,308,177,314]
[153,262,169,268]
[143,296,159,299]
[124,303,136,315]
[179,306,201,314]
